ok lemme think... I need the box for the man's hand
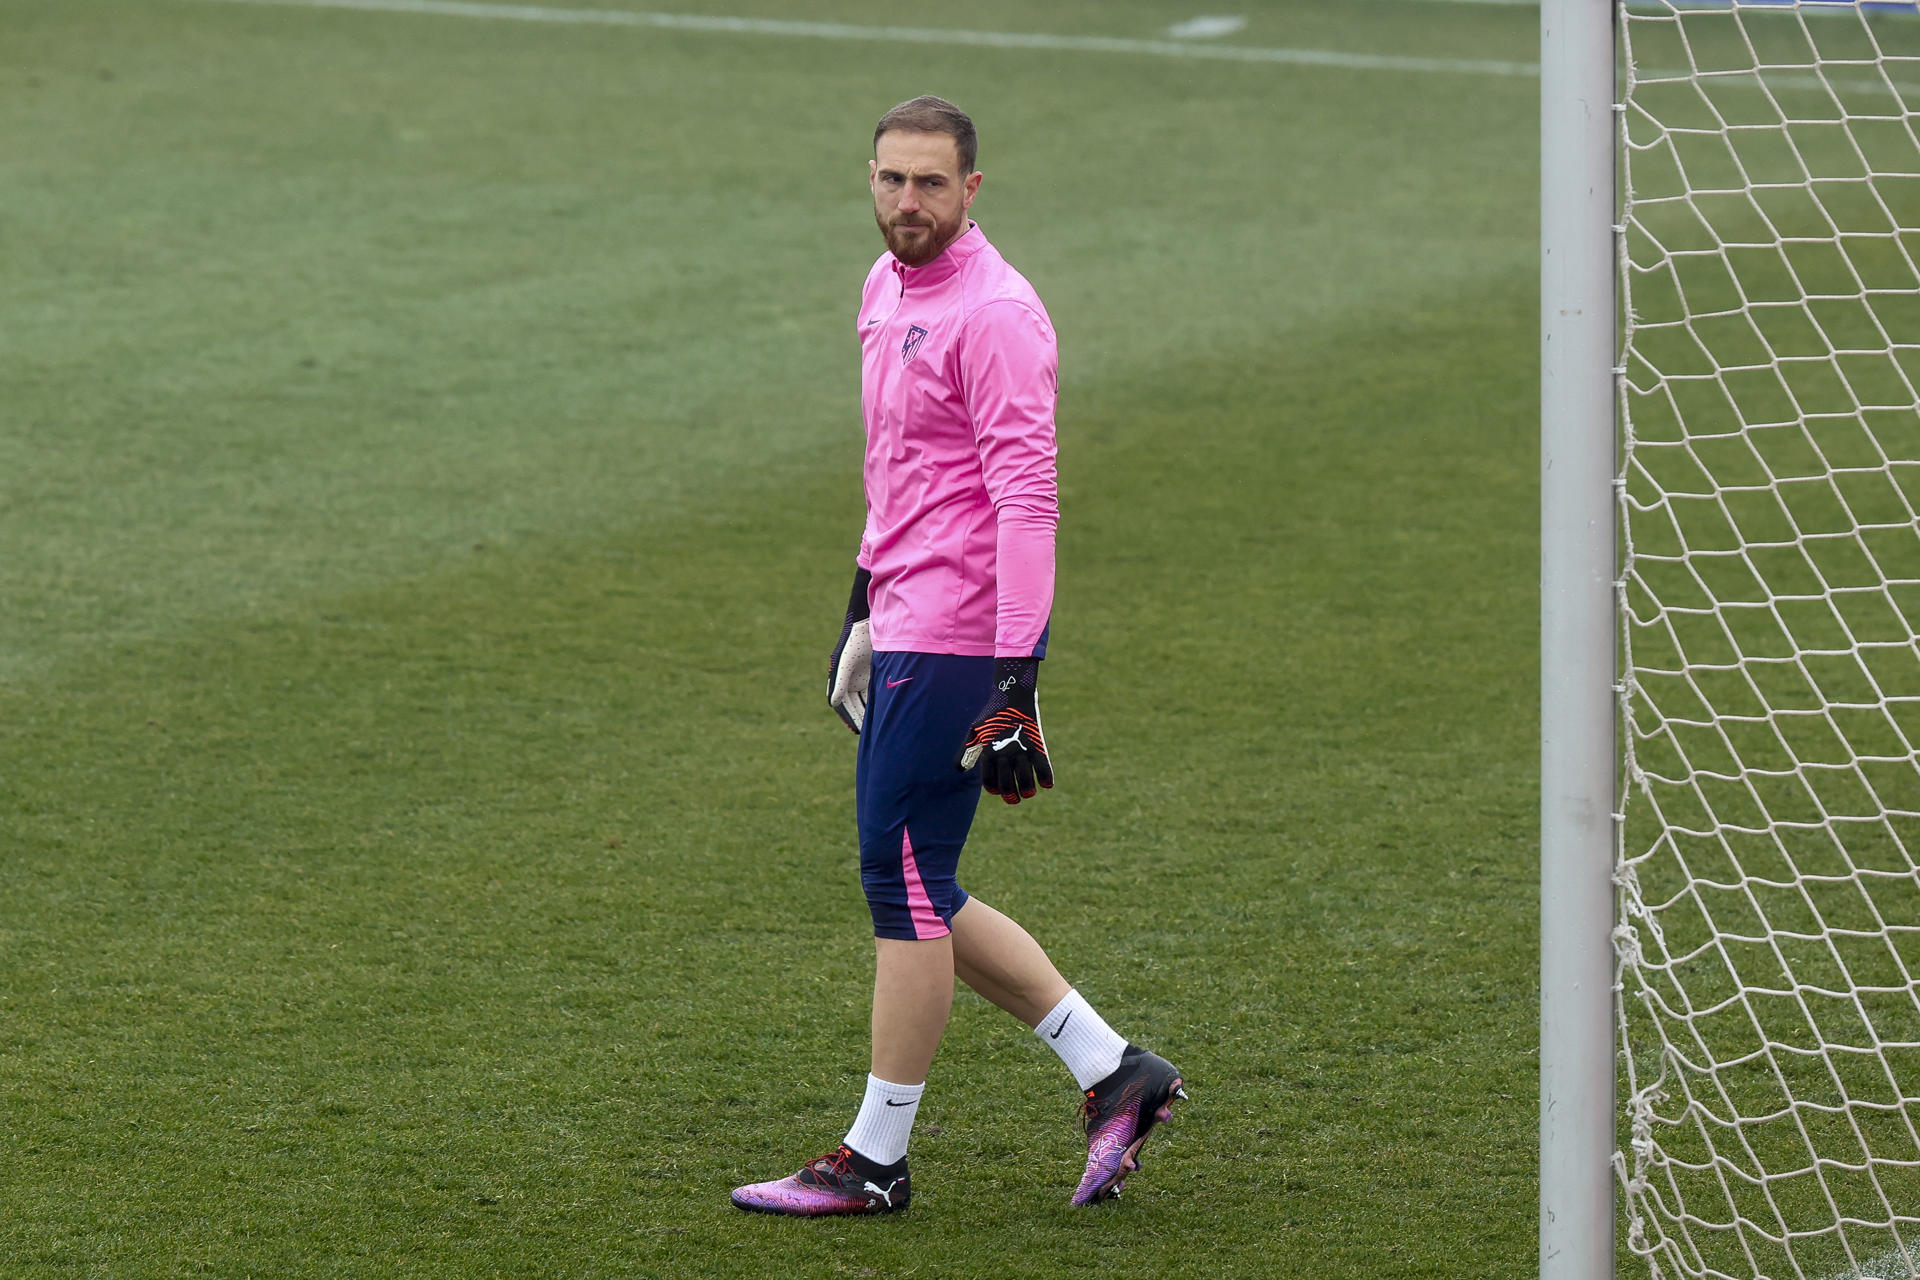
[827,567,874,733]
[956,657,1053,803]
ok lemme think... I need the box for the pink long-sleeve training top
[856,222,1059,659]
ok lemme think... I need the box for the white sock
[1036,989,1129,1091]
[842,1074,924,1167]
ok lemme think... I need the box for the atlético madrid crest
[902,325,929,364]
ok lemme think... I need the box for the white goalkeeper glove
[827,566,874,734]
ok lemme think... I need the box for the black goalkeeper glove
[826,566,873,734]
[955,657,1053,804]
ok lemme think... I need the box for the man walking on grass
[729,96,1186,1217]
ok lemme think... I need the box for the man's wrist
[846,565,873,625]
[989,656,1040,714]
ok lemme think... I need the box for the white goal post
[1542,1,1622,1278]
[1545,3,1920,1279]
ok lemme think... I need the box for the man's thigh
[855,652,990,940]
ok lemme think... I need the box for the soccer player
[729,97,1186,1217]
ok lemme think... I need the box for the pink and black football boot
[731,1144,910,1217]
[1072,1044,1188,1205]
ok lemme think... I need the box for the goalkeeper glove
[956,657,1053,803]
[826,566,873,734]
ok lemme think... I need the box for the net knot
[1613,923,1645,969]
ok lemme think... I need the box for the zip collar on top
[891,222,985,291]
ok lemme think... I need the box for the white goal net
[1616,3,1920,1278]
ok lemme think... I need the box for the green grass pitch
[2,2,1543,1276]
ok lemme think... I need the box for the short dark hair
[873,95,977,174]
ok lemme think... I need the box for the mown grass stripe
[190,0,1545,78]
[179,0,1920,97]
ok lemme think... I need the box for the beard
[876,206,965,268]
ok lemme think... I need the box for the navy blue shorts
[857,652,990,941]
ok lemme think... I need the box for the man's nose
[897,184,920,212]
